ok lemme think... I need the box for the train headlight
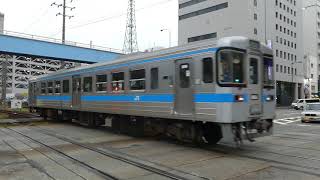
[265,95,274,102]
[235,95,245,102]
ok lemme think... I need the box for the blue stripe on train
[194,94,236,103]
[81,94,174,103]
[37,93,243,103]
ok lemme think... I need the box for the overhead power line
[67,0,173,30]
[48,0,173,39]
[23,6,51,32]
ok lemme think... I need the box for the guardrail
[1,30,124,54]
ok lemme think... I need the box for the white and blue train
[29,36,276,144]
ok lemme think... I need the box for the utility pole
[1,55,8,109]
[123,0,139,54]
[51,0,75,69]
[51,0,75,43]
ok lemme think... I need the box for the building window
[280,65,283,73]
[311,74,314,78]
[112,72,125,92]
[179,2,228,20]
[55,81,61,94]
[254,13,257,20]
[151,68,159,89]
[254,28,258,35]
[288,67,290,74]
[254,0,257,6]
[284,66,287,73]
[276,64,279,72]
[203,58,214,83]
[96,74,108,92]
[188,32,217,43]
[63,80,69,93]
[130,69,146,90]
[83,77,93,92]
[179,0,207,9]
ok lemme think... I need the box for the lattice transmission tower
[123,0,139,54]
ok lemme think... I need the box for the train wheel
[203,123,222,145]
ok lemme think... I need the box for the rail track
[0,109,40,119]
[4,126,207,180]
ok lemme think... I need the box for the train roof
[30,36,272,82]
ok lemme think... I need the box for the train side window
[96,74,108,92]
[55,81,61,94]
[130,69,146,90]
[83,77,93,92]
[112,72,124,92]
[151,68,159,89]
[47,82,53,94]
[63,80,70,93]
[179,63,190,88]
[203,58,214,83]
[41,82,46,94]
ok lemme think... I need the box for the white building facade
[178,0,305,105]
[302,0,320,97]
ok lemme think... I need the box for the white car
[301,103,320,123]
[291,99,320,110]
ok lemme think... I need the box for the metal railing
[1,30,124,54]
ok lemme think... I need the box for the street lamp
[160,28,172,48]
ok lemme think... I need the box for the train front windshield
[218,50,245,85]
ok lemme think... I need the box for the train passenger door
[72,76,81,109]
[174,59,194,115]
[248,55,263,115]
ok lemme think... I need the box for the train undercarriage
[36,108,273,145]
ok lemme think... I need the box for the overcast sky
[0,0,178,51]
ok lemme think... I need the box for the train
[29,36,276,145]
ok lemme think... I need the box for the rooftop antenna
[123,0,139,54]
